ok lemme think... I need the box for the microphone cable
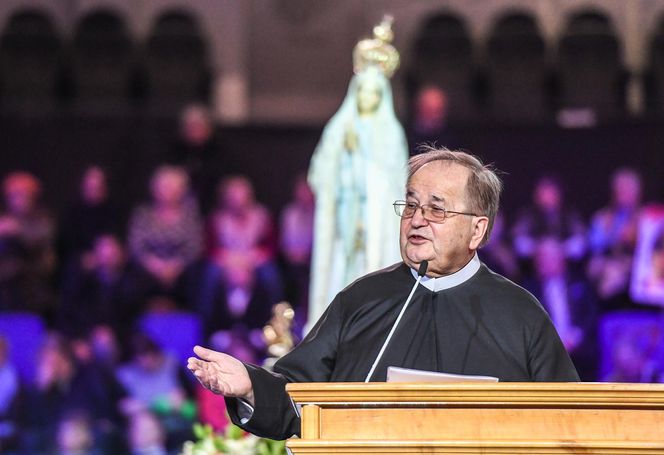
[364,260,428,382]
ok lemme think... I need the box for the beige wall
[2,0,664,123]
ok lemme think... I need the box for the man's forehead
[407,160,469,194]
[406,187,447,200]
[412,159,469,176]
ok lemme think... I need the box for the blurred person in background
[523,237,598,380]
[407,85,461,151]
[116,333,195,452]
[587,168,643,312]
[170,104,220,213]
[128,166,203,308]
[140,294,182,314]
[603,328,662,383]
[58,166,121,276]
[0,335,19,454]
[0,171,56,317]
[477,211,520,281]
[87,325,122,372]
[22,333,125,454]
[203,261,273,338]
[54,411,103,455]
[279,173,314,318]
[639,228,664,300]
[67,325,124,385]
[127,411,168,455]
[512,174,586,274]
[207,175,283,307]
[59,233,139,340]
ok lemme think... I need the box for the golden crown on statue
[352,15,400,78]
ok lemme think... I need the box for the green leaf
[226,423,244,440]
[192,422,207,439]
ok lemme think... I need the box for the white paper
[386,366,499,383]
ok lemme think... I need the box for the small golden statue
[262,302,296,369]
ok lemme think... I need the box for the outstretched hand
[187,345,255,406]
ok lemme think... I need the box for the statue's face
[357,79,382,115]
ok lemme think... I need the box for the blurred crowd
[0,106,314,455]
[0,102,663,453]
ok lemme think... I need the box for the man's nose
[410,206,429,226]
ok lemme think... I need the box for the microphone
[417,261,428,278]
[364,260,428,382]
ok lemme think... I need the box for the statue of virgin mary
[307,17,408,329]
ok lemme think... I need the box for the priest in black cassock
[188,147,580,440]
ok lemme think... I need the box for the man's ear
[469,216,489,250]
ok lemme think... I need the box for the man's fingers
[191,369,215,391]
[193,345,213,359]
[188,361,220,391]
[189,351,235,376]
[187,356,205,369]
[193,345,227,363]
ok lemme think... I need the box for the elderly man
[188,148,579,440]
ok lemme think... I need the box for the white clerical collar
[410,254,481,292]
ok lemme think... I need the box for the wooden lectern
[286,382,664,454]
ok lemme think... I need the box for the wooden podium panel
[286,382,664,455]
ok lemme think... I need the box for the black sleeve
[226,364,298,440]
[226,294,344,439]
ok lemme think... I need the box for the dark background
[2,114,663,222]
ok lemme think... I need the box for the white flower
[225,435,259,455]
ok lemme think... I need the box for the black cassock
[227,262,579,439]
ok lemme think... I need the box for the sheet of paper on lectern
[386,366,499,383]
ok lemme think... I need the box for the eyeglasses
[393,200,478,223]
